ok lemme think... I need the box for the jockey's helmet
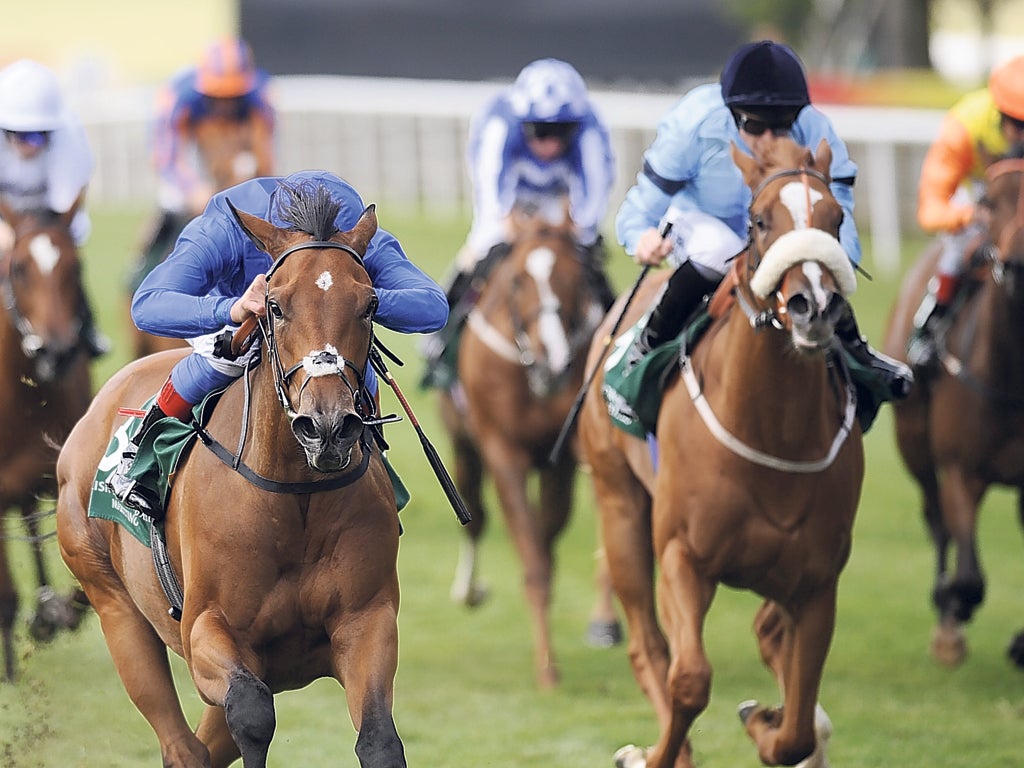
[196,38,258,99]
[509,58,589,125]
[0,59,64,132]
[720,41,810,113]
[989,55,1024,122]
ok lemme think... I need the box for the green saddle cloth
[601,312,886,439]
[89,391,410,548]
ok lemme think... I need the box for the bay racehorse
[883,154,1024,668]
[0,202,92,680]
[57,200,408,766]
[578,138,864,768]
[131,117,272,359]
[441,202,605,687]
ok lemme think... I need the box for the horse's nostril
[338,413,364,443]
[292,415,318,443]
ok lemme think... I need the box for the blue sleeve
[615,93,706,254]
[131,213,248,336]
[364,228,448,334]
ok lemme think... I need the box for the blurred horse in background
[884,154,1024,668]
[441,201,605,687]
[579,138,864,767]
[0,201,92,680]
[130,118,270,359]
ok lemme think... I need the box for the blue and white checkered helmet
[509,58,588,123]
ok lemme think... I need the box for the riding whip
[369,343,472,525]
[548,221,673,463]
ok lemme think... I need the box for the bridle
[258,239,378,424]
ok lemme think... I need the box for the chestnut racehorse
[0,203,92,680]
[57,197,407,766]
[579,139,864,768]
[883,156,1024,668]
[442,203,605,687]
[131,117,273,359]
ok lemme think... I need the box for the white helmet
[0,59,65,132]
[509,58,589,123]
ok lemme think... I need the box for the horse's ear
[228,198,281,254]
[343,204,378,255]
[813,139,833,182]
[731,142,759,186]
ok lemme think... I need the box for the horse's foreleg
[489,451,559,687]
[744,588,835,767]
[0,533,16,681]
[642,538,715,768]
[931,466,986,666]
[331,600,406,768]
[189,610,275,768]
[586,542,623,647]
[449,434,488,607]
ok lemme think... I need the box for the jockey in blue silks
[617,40,912,400]
[112,170,448,516]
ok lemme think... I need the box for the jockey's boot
[79,297,111,358]
[624,261,720,372]
[906,273,958,370]
[836,306,914,400]
[579,238,617,310]
[109,378,193,517]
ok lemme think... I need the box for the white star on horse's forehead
[29,234,60,274]
[316,271,333,291]
[779,182,823,230]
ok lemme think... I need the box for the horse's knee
[666,658,711,715]
[223,668,275,763]
[354,695,406,768]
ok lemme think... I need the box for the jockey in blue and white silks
[463,58,615,260]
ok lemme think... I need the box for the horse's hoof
[1007,630,1024,668]
[613,744,647,768]
[737,699,760,724]
[586,618,622,648]
[930,622,967,667]
[450,581,489,608]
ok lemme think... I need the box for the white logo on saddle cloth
[96,419,134,474]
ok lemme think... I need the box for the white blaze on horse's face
[526,247,571,373]
[316,270,334,291]
[800,261,832,313]
[779,182,823,230]
[29,233,60,274]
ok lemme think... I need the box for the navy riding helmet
[720,40,810,111]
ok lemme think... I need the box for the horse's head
[230,188,378,473]
[731,138,855,351]
[480,197,599,397]
[0,202,86,382]
[980,154,1024,296]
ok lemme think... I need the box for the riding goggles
[732,111,798,137]
[522,121,579,143]
[4,130,49,148]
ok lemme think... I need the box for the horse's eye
[978,196,995,211]
[365,296,379,321]
[268,300,284,319]
[752,215,767,232]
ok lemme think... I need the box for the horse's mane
[272,181,342,240]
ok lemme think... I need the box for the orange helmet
[989,55,1024,121]
[196,38,257,98]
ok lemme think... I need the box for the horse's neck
[700,307,835,435]
[970,277,1024,375]
[221,366,307,476]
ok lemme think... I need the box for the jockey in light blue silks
[616,40,912,401]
